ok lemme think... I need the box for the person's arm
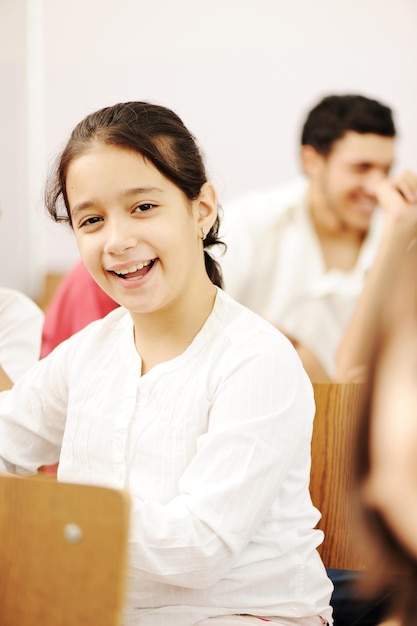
[280,328,331,381]
[0,365,12,391]
[294,342,331,381]
[335,171,417,382]
[362,238,417,560]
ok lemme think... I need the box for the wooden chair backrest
[37,273,65,311]
[311,382,366,571]
[0,473,130,626]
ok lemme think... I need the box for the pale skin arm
[362,239,417,561]
[293,342,330,381]
[335,171,417,382]
[0,365,13,391]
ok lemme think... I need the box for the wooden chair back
[37,273,65,310]
[0,473,130,626]
[310,382,366,571]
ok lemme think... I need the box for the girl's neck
[132,280,217,375]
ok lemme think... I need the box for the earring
[201,227,208,241]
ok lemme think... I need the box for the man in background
[220,94,397,381]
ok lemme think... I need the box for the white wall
[0,0,30,293]
[1,0,417,298]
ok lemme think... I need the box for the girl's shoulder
[208,290,313,404]
[47,306,131,361]
[213,288,296,357]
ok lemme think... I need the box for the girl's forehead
[67,144,160,182]
[71,142,147,164]
[66,144,187,211]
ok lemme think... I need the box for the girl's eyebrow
[71,186,165,216]
[122,186,165,198]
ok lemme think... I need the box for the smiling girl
[0,102,332,625]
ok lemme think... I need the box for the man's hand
[377,170,417,242]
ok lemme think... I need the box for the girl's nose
[104,221,137,255]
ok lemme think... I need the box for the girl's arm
[0,347,69,474]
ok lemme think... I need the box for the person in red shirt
[41,259,118,357]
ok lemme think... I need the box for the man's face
[310,131,395,233]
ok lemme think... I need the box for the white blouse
[0,288,333,625]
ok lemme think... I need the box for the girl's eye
[134,203,155,213]
[79,216,103,228]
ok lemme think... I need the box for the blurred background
[1,0,416,301]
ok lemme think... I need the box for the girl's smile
[106,258,161,296]
[107,258,158,283]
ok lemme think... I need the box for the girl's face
[66,143,217,318]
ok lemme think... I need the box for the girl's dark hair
[45,101,225,288]
[355,342,417,626]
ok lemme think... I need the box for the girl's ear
[196,182,218,232]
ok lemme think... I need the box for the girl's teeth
[118,261,151,275]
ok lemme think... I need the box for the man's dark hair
[301,94,396,156]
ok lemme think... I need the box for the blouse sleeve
[0,342,70,474]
